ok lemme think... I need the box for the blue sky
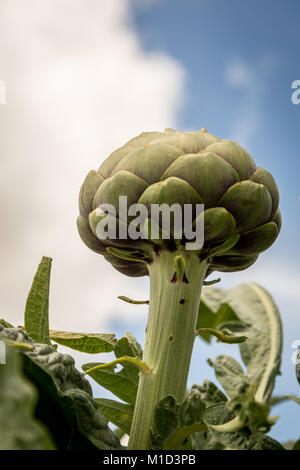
[131,0,300,239]
[108,0,300,443]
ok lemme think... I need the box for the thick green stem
[128,250,208,450]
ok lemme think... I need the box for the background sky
[0,0,299,443]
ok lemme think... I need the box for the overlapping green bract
[77,128,281,276]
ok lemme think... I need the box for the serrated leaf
[24,257,52,344]
[82,362,137,404]
[0,346,55,450]
[96,398,134,435]
[50,330,116,353]
[211,355,247,399]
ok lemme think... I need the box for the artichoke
[77,128,281,277]
[77,127,281,450]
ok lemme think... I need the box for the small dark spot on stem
[153,245,161,256]
[169,335,173,341]
[179,298,186,305]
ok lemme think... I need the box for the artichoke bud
[77,128,281,277]
[204,141,256,180]
[138,176,203,238]
[76,215,107,255]
[79,170,104,218]
[111,143,183,184]
[250,167,279,218]
[93,171,148,219]
[210,254,259,272]
[161,152,239,208]
[227,222,279,256]
[89,208,114,239]
[217,181,273,232]
[200,207,236,242]
[272,209,282,233]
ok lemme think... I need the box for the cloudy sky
[0,0,299,442]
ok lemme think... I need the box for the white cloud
[0,0,185,333]
[225,62,254,88]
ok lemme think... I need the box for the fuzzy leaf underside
[200,283,282,403]
[211,355,248,399]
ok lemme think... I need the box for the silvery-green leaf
[192,380,228,407]
[211,355,247,398]
[200,283,282,403]
[226,283,282,403]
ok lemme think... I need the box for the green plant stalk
[128,250,208,450]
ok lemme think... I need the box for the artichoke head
[77,128,281,277]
